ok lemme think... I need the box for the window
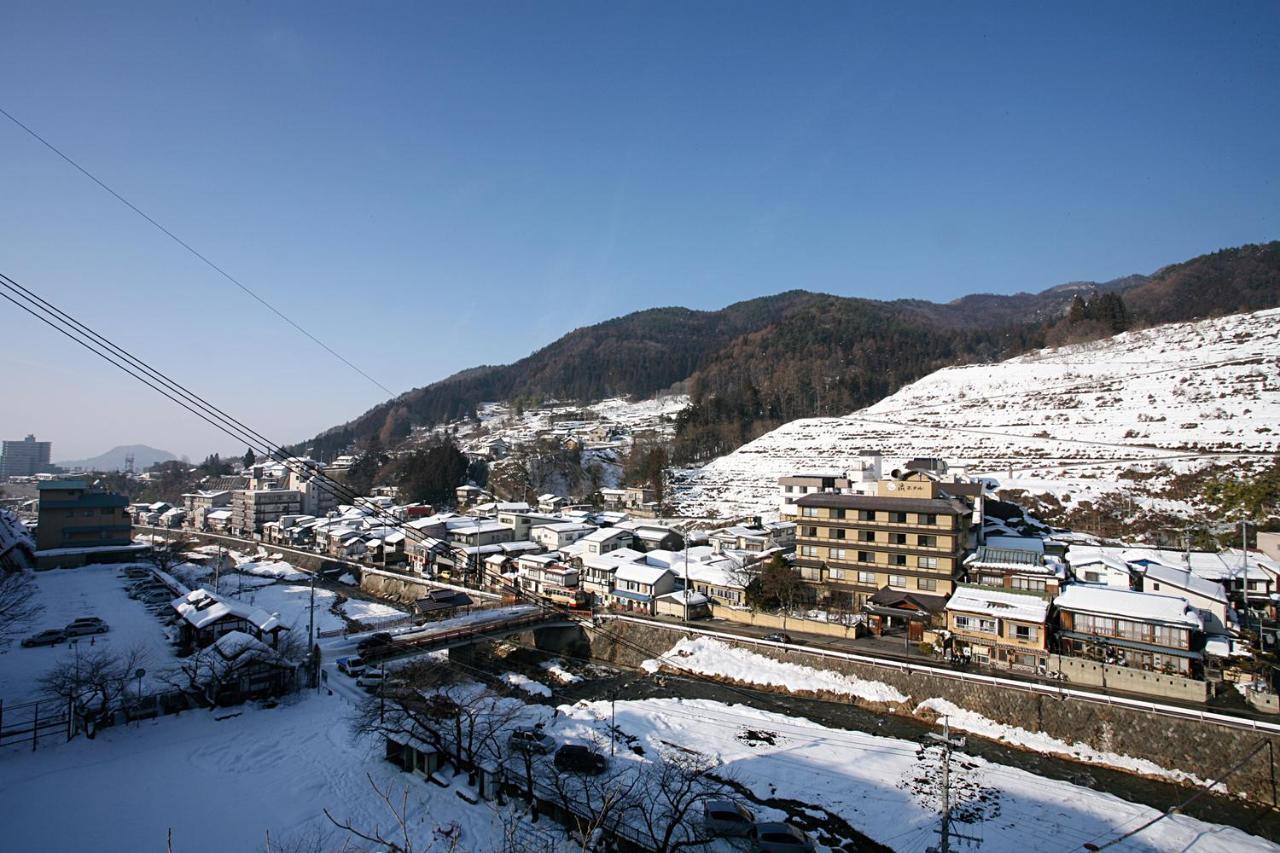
[799,545,818,557]
[833,528,846,540]
[802,526,818,537]
[892,554,907,567]
[919,513,937,525]
[892,533,907,545]
[1083,571,1101,583]
[918,556,939,569]
[888,574,907,588]
[917,578,937,592]
[889,511,908,523]
[832,508,846,520]
[918,534,937,547]
[829,568,845,580]
[1010,576,1046,593]
[954,615,997,633]
[830,548,847,561]
[802,506,818,518]
[857,571,875,584]
[1012,624,1040,642]
[858,510,875,522]
[860,531,875,542]
[785,485,794,493]
[857,551,873,564]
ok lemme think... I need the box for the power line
[0,104,395,397]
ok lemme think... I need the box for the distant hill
[58,444,177,473]
[295,241,1280,463]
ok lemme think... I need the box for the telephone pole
[925,716,980,853]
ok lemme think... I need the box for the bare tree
[545,733,643,852]
[38,643,149,736]
[323,773,462,853]
[0,569,41,649]
[147,534,194,575]
[628,749,736,852]
[162,629,304,707]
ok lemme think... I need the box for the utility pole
[1242,517,1251,636]
[925,716,979,853]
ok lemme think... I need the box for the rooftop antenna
[124,453,135,476]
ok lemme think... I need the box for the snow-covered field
[674,308,1280,519]
[556,697,1275,852]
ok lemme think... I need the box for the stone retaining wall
[589,618,1280,803]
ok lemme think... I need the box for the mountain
[297,241,1280,462]
[58,444,177,473]
[672,307,1280,533]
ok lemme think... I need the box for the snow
[674,308,1280,519]
[538,658,583,684]
[341,597,409,627]
[642,636,909,705]
[551,697,1276,852]
[0,562,179,703]
[1054,584,1203,627]
[945,585,1050,624]
[235,558,309,582]
[501,672,553,697]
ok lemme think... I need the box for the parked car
[753,822,815,852]
[64,618,109,636]
[508,727,555,755]
[703,799,755,837]
[355,671,384,690]
[337,656,367,676]
[22,629,67,648]
[554,744,608,775]
[761,632,793,644]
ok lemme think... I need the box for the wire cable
[0,104,395,397]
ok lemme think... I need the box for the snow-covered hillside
[673,308,1280,520]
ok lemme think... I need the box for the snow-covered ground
[554,697,1276,852]
[502,671,553,697]
[673,308,1280,519]
[0,563,179,704]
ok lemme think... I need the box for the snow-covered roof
[582,527,631,544]
[1141,563,1228,604]
[1054,584,1201,628]
[657,590,709,606]
[614,562,673,586]
[172,589,282,633]
[946,585,1049,623]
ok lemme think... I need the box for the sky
[1,2,1277,461]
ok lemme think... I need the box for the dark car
[22,629,67,647]
[357,632,396,654]
[702,799,755,837]
[754,822,816,852]
[762,632,793,644]
[554,744,608,775]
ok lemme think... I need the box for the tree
[347,436,388,496]
[746,554,809,629]
[627,750,738,852]
[0,570,41,649]
[324,773,455,853]
[38,643,150,736]
[397,442,469,505]
[243,449,256,470]
[147,534,193,575]
[545,732,643,852]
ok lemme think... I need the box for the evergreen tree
[242,449,256,469]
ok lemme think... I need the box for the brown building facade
[790,479,972,613]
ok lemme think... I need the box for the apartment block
[790,477,972,614]
[230,488,303,537]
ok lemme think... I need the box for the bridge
[356,605,582,665]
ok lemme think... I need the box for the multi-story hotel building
[789,476,974,616]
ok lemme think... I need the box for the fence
[0,698,73,751]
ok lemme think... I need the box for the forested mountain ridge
[297,241,1280,462]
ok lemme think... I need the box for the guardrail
[365,611,567,662]
[602,614,1280,736]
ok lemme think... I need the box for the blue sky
[2,2,1277,460]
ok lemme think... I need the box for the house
[182,489,232,530]
[455,484,485,507]
[963,537,1064,596]
[944,584,1051,671]
[1053,585,1204,677]
[680,552,750,609]
[579,548,647,599]
[414,589,474,619]
[580,526,633,556]
[598,488,627,512]
[1135,563,1233,634]
[655,590,711,619]
[1065,547,1133,587]
[447,519,515,548]
[531,521,596,550]
[609,562,676,613]
[615,520,684,553]
[181,631,298,706]
[538,494,569,514]
[171,588,286,651]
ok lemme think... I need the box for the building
[531,521,595,551]
[171,588,286,651]
[230,488,303,538]
[1053,585,1204,677]
[789,478,973,617]
[944,584,1051,671]
[580,527,633,556]
[962,536,1064,596]
[35,479,132,554]
[609,562,676,613]
[182,490,232,530]
[1,434,53,478]
[777,472,852,517]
